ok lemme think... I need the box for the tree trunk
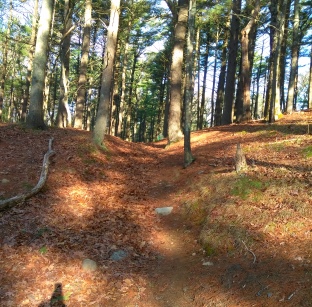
[21,0,39,122]
[210,29,218,127]
[74,0,92,128]
[26,0,55,129]
[236,0,260,123]
[279,0,291,112]
[125,52,138,141]
[0,1,12,121]
[215,17,230,126]
[184,0,195,167]
[269,0,287,123]
[198,40,209,129]
[254,40,264,119]
[286,0,300,114]
[55,0,73,128]
[221,0,241,125]
[93,0,120,146]
[308,44,312,109]
[167,0,188,143]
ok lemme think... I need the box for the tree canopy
[0,0,312,145]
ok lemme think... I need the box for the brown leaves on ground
[1,111,312,306]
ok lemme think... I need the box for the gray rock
[1,178,9,184]
[155,207,173,215]
[110,249,128,261]
[82,258,97,272]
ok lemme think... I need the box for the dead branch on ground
[0,138,55,211]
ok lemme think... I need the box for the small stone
[110,249,128,261]
[82,258,97,272]
[1,178,9,184]
[155,207,173,215]
[202,261,213,266]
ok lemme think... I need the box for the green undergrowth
[302,145,312,158]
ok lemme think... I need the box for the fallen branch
[0,138,55,211]
[242,240,257,264]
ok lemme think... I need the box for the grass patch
[77,142,99,157]
[302,145,312,158]
[231,176,265,200]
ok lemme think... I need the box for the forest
[0,0,312,147]
[2,1,312,305]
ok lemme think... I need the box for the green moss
[302,145,312,158]
[231,176,265,200]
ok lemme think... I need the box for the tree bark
[93,0,120,146]
[21,0,39,122]
[198,40,209,130]
[167,0,188,143]
[221,0,241,125]
[215,17,230,126]
[210,29,218,127]
[254,40,264,119]
[286,0,300,114]
[308,44,312,109]
[236,0,260,123]
[74,0,92,129]
[279,0,291,112]
[55,0,73,128]
[26,0,55,129]
[0,1,12,121]
[268,0,287,123]
[184,0,195,167]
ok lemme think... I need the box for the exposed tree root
[0,138,55,211]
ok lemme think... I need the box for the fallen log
[0,138,55,211]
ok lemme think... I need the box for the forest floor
[1,112,312,307]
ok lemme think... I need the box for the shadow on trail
[39,283,66,307]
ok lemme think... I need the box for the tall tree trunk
[125,52,138,141]
[93,0,120,146]
[268,0,287,123]
[286,0,300,114]
[198,40,209,129]
[119,23,132,138]
[74,0,92,128]
[184,0,195,167]
[254,40,264,119]
[0,0,12,121]
[167,0,188,143]
[56,0,73,128]
[163,81,170,138]
[279,0,291,113]
[210,29,218,127]
[308,44,312,109]
[221,0,241,125]
[21,0,39,122]
[215,17,230,126]
[236,0,260,123]
[26,0,55,129]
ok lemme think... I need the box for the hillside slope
[1,112,312,306]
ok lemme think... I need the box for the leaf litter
[0,112,312,306]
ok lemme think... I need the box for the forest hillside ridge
[1,111,312,306]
